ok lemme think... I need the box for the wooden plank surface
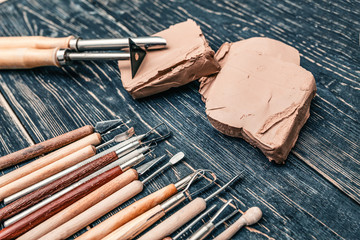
[0,0,359,239]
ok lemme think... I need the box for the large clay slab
[119,19,220,99]
[200,37,316,164]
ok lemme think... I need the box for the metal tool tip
[129,38,146,78]
[125,120,131,124]
[169,152,185,165]
[137,154,166,175]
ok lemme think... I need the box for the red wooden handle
[0,125,94,170]
[0,166,122,240]
[0,151,118,221]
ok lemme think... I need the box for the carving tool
[101,169,216,240]
[38,153,186,240]
[1,145,150,224]
[188,199,239,240]
[0,36,167,50]
[0,38,146,77]
[4,122,169,204]
[0,128,134,203]
[213,207,263,240]
[0,155,165,240]
[138,174,240,240]
[0,119,123,170]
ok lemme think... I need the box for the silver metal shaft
[67,52,130,61]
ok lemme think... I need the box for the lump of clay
[119,19,220,99]
[199,37,316,164]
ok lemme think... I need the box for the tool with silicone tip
[213,207,263,240]
[139,174,240,240]
[0,154,165,240]
[188,199,239,240]
[102,169,216,240]
[0,118,124,170]
[38,152,185,240]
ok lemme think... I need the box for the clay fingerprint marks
[200,37,316,164]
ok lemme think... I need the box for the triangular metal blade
[94,119,122,134]
[136,154,166,176]
[129,38,146,78]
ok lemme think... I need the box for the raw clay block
[119,19,220,99]
[199,37,316,164]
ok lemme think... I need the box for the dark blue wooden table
[0,0,359,239]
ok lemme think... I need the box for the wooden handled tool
[139,175,240,240]
[17,169,138,240]
[213,207,262,240]
[0,145,96,201]
[0,167,122,239]
[0,119,121,170]
[0,36,74,49]
[0,133,101,188]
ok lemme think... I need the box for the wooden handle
[39,180,144,240]
[104,205,165,240]
[0,36,73,49]
[139,198,207,240]
[0,48,60,69]
[0,151,118,221]
[0,125,94,170]
[76,183,178,240]
[18,169,138,240]
[0,167,122,240]
[213,207,263,240]
[0,145,96,201]
[0,132,101,188]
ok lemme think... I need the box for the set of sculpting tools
[0,119,261,239]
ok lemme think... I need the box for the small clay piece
[200,37,316,164]
[119,19,220,99]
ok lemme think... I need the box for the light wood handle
[17,169,138,240]
[0,125,95,170]
[139,198,207,240]
[0,36,73,49]
[0,151,118,221]
[0,167,123,240]
[39,180,144,240]
[76,183,178,240]
[0,132,101,188]
[213,207,263,240]
[103,205,165,240]
[0,145,96,201]
[0,48,60,69]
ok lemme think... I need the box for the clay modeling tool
[138,174,240,240]
[0,36,167,50]
[0,155,165,240]
[2,145,151,224]
[0,119,123,170]
[0,38,146,77]
[101,169,216,240]
[213,207,263,240]
[4,123,169,204]
[39,153,186,240]
[188,199,239,240]
[0,128,134,203]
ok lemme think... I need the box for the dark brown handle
[0,125,94,170]
[0,166,122,240]
[0,151,118,221]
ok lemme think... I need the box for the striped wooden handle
[0,151,118,221]
[0,125,94,170]
[0,145,96,201]
[139,198,207,240]
[17,169,138,240]
[0,36,73,49]
[76,183,178,240]
[0,167,122,240]
[39,180,144,240]
[0,132,101,188]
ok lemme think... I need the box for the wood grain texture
[0,151,118,220]
[0,167,121,239]
[0,36,73,49]
[17,169,138,240]
[0,0,359,239]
